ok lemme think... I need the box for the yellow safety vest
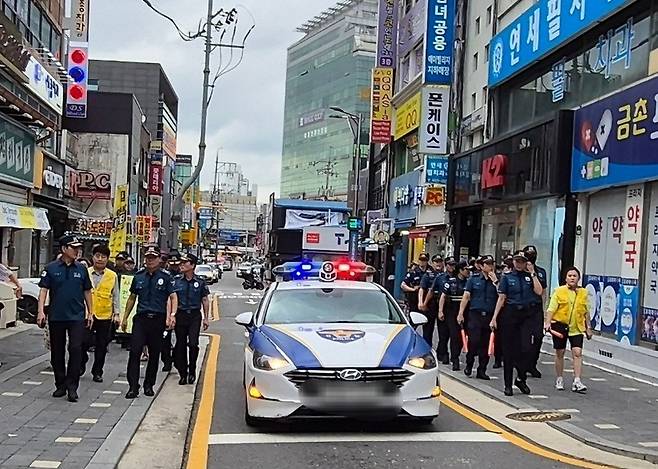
[550,285,589,334]
[89,268,117,320]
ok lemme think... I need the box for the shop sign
[425,155,448,184]
[302,226,349,252]
[642,183,658,344]
[149,141,162,152]
[148,164,163,195]
[135,216,153,243]
[69,0,90,42]
[76,219,113,237]
[488,0,628,87]
[388,169,421,224]
[370,67,394,143]
[424,186,445,206]
[394,92,421,140]
[298,110,325,128]
[303,127,327,139]
[423,0,455,86]
[162,121,177,159]
[0,116,35,184]
[572,75,658,192]
[64,166,77,196]
[176,154,193,166]
[419,86,449,154]
[481,154,507,189]
[108,185,128,261]
[75,170,111,199]
[398,0,426,57]
[0,202,50,230]
[376,0,398,67]
[43,167,64,190]
[25,57,63,114]
[149,195,162,228]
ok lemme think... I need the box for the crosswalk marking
[208,431,506,445]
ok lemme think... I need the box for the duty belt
[140,312,163,319]
[177,308,201,314]
[448,295,463,302]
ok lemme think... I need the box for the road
[198,274,576,469]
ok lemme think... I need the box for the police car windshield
[264,288,405,325]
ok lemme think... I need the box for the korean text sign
[488,0,628,87]
[394,92,421,139]
[425,155,448,184]
[419,86,449,153]
[424,0,455,85]
[376,0,398,67]
[370,68,394,143]
[572,75,658,192]
[642,183,658,344]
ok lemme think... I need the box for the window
[487,5,493,24]
[475,17,480,34]
[471,92,477,111]
[29,1,40,40]
[485,44,489,61]
[40,17,51,47]
[482,86,488,104]
[473,52,478,71]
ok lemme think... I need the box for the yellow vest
[89,268,117,320]
[551,285,589,334]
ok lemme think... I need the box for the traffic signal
[66,44,88,118]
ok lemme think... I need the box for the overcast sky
[90,0,337,203]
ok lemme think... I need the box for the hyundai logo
[338,369,362,381]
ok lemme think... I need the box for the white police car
[235,261,440,426]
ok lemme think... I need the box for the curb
[443,366,658,465]
[0,352,49,383]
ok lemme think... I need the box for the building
[280,0,377,200]
[88,60,179,249]
[198,190,258,249]
[174,154,198,248]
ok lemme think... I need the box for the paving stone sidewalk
[0,327,170,469]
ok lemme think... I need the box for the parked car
[17,278,41,324]
[208,262,223,280]
[196,264,218,284]
[236,262,252,279]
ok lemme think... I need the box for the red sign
[305,232,320,244]
[75,170,111,199]
[149,164,163,195]
[425,186,445,206]
[481,154,508,190]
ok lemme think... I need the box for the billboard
[108,185,128,260]
[419,86,449,154]
[423,0,456,85]
[376,0,398,67]
[302,227,350,252]
[370,68,393,143]
[75,170,111,199]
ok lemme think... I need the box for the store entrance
[495,222,516,260]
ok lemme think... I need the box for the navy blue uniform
[529,265,548,373]
[402,266,429,311]
[464,273,498,374]
[127,268,176,392]
[39,260,92,394]
[438,275,467,365]
[173,275,210,380]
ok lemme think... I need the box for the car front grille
[284,368,413,388]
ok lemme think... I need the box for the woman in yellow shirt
[544,267,593,393]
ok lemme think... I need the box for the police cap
[512,250,528,261]
[445,256,457,265]
[431,254,444,262]
[457,260,470,270]
[168,250,182,264]
[59,234,83,248]
[115,251,129,260]
[418,252,430,262]
[480,255,495,265]
[144,244,161,258]
[181,253,199,265]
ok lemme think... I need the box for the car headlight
[253,350,290,371]
[407,353,437,370]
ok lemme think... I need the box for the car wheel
[17,296,38,324]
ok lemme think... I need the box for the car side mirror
[235,312,254,328]
[409,312,428,326]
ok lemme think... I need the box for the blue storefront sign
[389,170,421,227]
[488,0,629,87]
[571,76,658,192]
[425,155,448,184]
[423,0,455,85]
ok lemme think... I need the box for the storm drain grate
[506,411,571,423]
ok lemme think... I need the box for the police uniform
[126,246,176,395]
[38,235,92,400]
[418,260,441,348]
[401,256,430,312]
[161,251,182,372]
[464,257,498,377]
[438,261,467,366]
[497,251,538,394]
[173,253,210,385]
[523,246,547,376]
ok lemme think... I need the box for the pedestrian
[400,253,431,313]
[124,256,136,273]
[490,250,544,396]
[37,235,94,402]
[0,261,22,298]
[161,250,182,373]
[173,253,210,385]
[120,244,177,399]
[458,255,498,379]
[81,244,120,383]
[544,267,592,393]
[111,251,130,275]
[437,259,469,369]
[523,245,547,378]
[418,255,443,345]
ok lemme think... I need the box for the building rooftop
[295,0,357,35]
[274,199,349,211]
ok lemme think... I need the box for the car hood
[259,323,418,368]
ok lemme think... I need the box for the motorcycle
[242,268,264,290]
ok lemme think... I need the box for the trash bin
[0,282,17,328]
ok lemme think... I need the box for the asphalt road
[202,274,575,469]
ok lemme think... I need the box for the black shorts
[552,333,584,350]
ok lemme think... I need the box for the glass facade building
[280,0,377,200]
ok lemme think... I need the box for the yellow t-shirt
[547,289,584,336]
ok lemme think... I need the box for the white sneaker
[555,377,565,391]
[572,380,588,393]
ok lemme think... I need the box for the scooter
[242,270,264,290]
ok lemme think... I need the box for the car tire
[17,296,38,324]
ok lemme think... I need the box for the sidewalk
[442,347,658,464]
[0,325,170,469]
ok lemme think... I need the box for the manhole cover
[506,411,571,422]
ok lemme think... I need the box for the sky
[90,0,337,203]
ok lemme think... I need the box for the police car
[235,260,441,426]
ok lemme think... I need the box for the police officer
[418,255,443,347]
[458,255,498,379]
[492,255,514,369]
[523,245,547,379]
[437,259,469,369]
[37,235,94,402]
[401,253,431,312]
[173,253,210,385]
[161,250,182,372]
[491,250,544,396]
[120,244,177,399]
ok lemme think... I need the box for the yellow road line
[211,294,220,321]
[439,395,612,469]
[186,333,220,469]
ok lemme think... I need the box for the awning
[0,202,50,231]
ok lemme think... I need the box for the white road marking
[489,376,499,380]
[528,395,548,399]
[594,424,620,430]
[541,361,554,365]
[103,390,121,395]
[55,437,82,443]
[1,392,23,397]
[557,408,580,413]
[589,378,607,382]
[39,371,54,376]
[90,403,111,408]
[208,431,506,445]
[113,380,129,385]
[74,418,97,424]
[639,442,658,448]
[23,381,42,386]
[30,461,61,468]
[564,368,574,373]
[619,387,639,392]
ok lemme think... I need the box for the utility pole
[309,158,339,200]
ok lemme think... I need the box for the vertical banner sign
[419,86,450,154]
[618,184,643,345]
[149,195,163,228]
[65,43,88,119]
[370,68,394,143]
[108,185,128,261]
[376,0,398,67]
[642,183,658,344]
[70,0,90,42]
[148,164,163,195]
[423,0,456,85]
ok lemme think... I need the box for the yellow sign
[181,229,195,245]
[394,92,421,140]
[109,185,128,260]
[370,68,393,144]
[119,274,137,334]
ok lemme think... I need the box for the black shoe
[504,387,513,396]
[144,386,154,397]
[67,390,78,402]
[52,388,66,398]
[515,379,531,395]
[529,368,542,379]
[452,362,460,371]
[476,371,491,380]
[493,361,502,369]
[441,357,450,365]
[464,365,473,377]
[162,364,172,372]
[125,389,139,399]
[188,373,196,385]
[92,375,103,383]
[178,376,187,385]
